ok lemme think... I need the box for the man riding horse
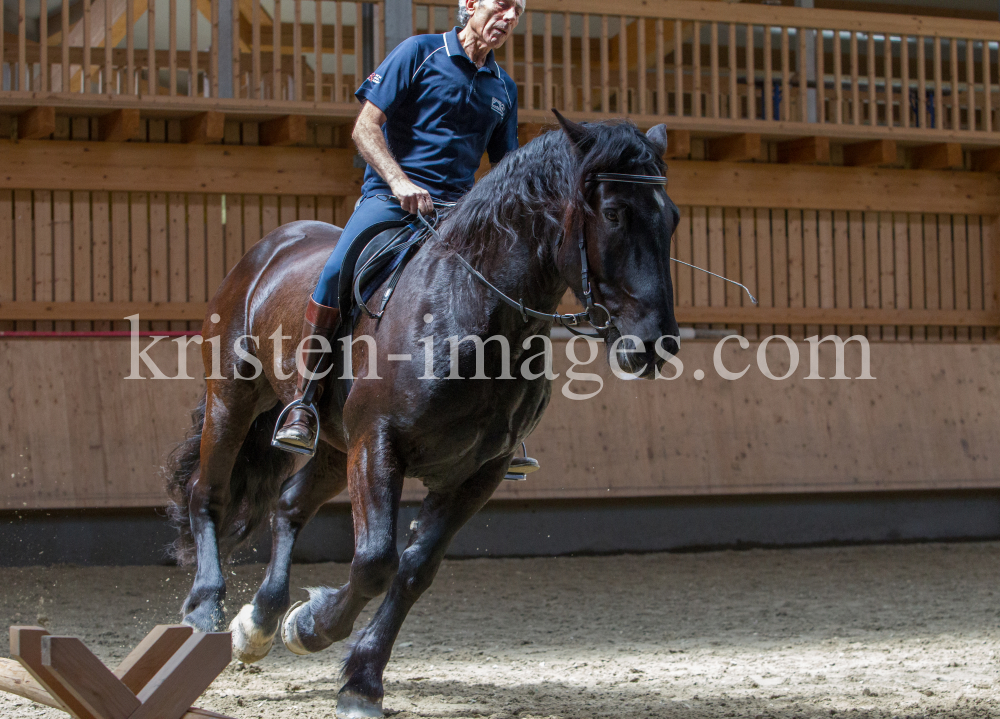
[272,0,537,477]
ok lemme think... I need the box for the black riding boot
[272,297,341,456]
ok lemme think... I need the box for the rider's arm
[353,101,433,216]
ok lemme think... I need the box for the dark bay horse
[167,112,680,718]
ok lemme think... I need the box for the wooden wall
[1,338,997,510]
[0,187,352,333]
[673,207,998,341]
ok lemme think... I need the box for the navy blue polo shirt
[355,27,519,202]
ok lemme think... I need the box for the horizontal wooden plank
[486,0,1000,40]
[3,302,994,327]
[0,141,363,196]
[676,307,1000,327]
[520,110,1000,150]
[0,92,361,124]
[0,302,210,321]
[665,161,1000,214]
[2,141,995,213]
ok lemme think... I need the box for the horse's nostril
[661,337,680,356]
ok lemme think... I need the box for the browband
[588,173,668,184]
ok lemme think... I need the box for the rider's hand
[390,178,434,216]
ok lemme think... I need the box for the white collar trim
[443,32,454,56]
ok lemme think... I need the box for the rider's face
[470,0,524,50]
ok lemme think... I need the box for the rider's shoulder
[391,33,448,63]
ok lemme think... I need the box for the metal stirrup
[271,399,322,457]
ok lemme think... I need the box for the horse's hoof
[230,604,275,664]
[182,602,225,633]
[281,601,313,656]
[337,690,384,718]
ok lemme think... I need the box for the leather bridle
[419,171,671,338]
[419,170,757,339]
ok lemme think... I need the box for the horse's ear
[552,108,589,152]
[646,124,668,157]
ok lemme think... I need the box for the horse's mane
[438,120,667,267]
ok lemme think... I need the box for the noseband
[420,171,756,339]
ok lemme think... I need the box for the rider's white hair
[457,0,474,28]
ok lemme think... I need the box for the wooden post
[182,111,226,143]
[970,148,1000,172]
[843,139,897,167]
[664,129,691,159]
[706,133,762,162]
[98,110,143,142]
[260,115,308,146]
[18,107,57,140]
[777,136,830,164]
[910,143,963,170]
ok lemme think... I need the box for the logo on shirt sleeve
[491,97,505,116]
[368,73,382,84]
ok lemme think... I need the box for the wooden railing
[4,0,996,135]
[414,0,1000,138]
[0,0,383,103]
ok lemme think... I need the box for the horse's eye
[603,210,619,223]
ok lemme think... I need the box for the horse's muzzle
[608,331,677,380]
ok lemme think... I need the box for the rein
[416,171,757,338]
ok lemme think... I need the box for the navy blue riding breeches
[312,194,412,308]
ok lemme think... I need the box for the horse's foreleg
[282,429,404,657]
[337,456,508,718]
[182,384,257,632]
[231,442,348,663]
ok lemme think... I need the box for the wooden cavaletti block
[2,625,234,719]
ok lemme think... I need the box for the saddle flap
[336,219,412,312]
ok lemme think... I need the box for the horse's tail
[165,392,294,565]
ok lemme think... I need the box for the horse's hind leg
[182,381,260,632]
[231,441,348,663]
[281,430,404,657]
[337,457,508,718]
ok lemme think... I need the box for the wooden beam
[114,626,193,694]
[0,140,363,196]
[259,115,308,146]
[18,108,56,140]
[910,143,963,170]
[98,109,142,142]
[42,636,141,719]
[664,129,691,159]
[0,302,209,321]
[181,111,226,144]
[676,307,1000,326]
[0,142,996,215]
[970,148,1000,173]
[10,627,98,719]
[706,133,762,162]
[0,658,61,710]
[662,161,1000,215]
[843,139,897,167]
[520,0,1000,41]
[777,136,831,165]
[3,302,995,326]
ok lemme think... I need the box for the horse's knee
[351,547,399,598]
[397,547,439,600]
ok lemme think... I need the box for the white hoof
[280,601,313,656]
[229,604,274,664]
[337,690,384,718]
